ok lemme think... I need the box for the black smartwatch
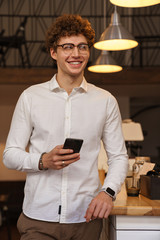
[101,187,116,201]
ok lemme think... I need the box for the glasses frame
[56,43,90,55]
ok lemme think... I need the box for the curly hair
[45,14,95,52]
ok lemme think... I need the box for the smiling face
[50,34,90,80]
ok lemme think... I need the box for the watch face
[106,187,115,196]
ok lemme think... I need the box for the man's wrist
[39,152,48,170]
[100,187,116,201]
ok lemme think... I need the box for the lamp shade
[122,119,144,141]
[94,8,138,51]
[110,0,160,8]
[88,50,122,73]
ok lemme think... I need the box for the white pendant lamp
[94,7,138,51]
[110,0,160,8]
[88,51,122,73]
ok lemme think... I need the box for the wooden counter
[106,185,160,240]
[111,184,160,216]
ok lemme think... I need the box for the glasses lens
[62,44,74,54]
[78,44,89,53]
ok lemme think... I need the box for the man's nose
[71,46,79,56]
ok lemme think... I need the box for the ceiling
[0,0,159,68]
[0,0,159,85]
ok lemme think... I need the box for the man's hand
[84,191,113,222]
[40,145,80,170]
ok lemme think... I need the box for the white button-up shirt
[3,75,128,223]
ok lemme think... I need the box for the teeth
[69,62,81,65]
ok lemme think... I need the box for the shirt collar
[49,74,88,93]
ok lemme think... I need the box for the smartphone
[63,138,83,153]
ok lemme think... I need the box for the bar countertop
[111,184,160,216]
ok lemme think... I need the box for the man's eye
[79,45,88,50]
[63,44,73,50]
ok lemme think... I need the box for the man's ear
[50,48,57,60]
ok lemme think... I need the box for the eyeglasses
[57,43,90,55]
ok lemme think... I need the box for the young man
[3,14,128,240]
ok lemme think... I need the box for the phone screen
[63,138,83,153]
